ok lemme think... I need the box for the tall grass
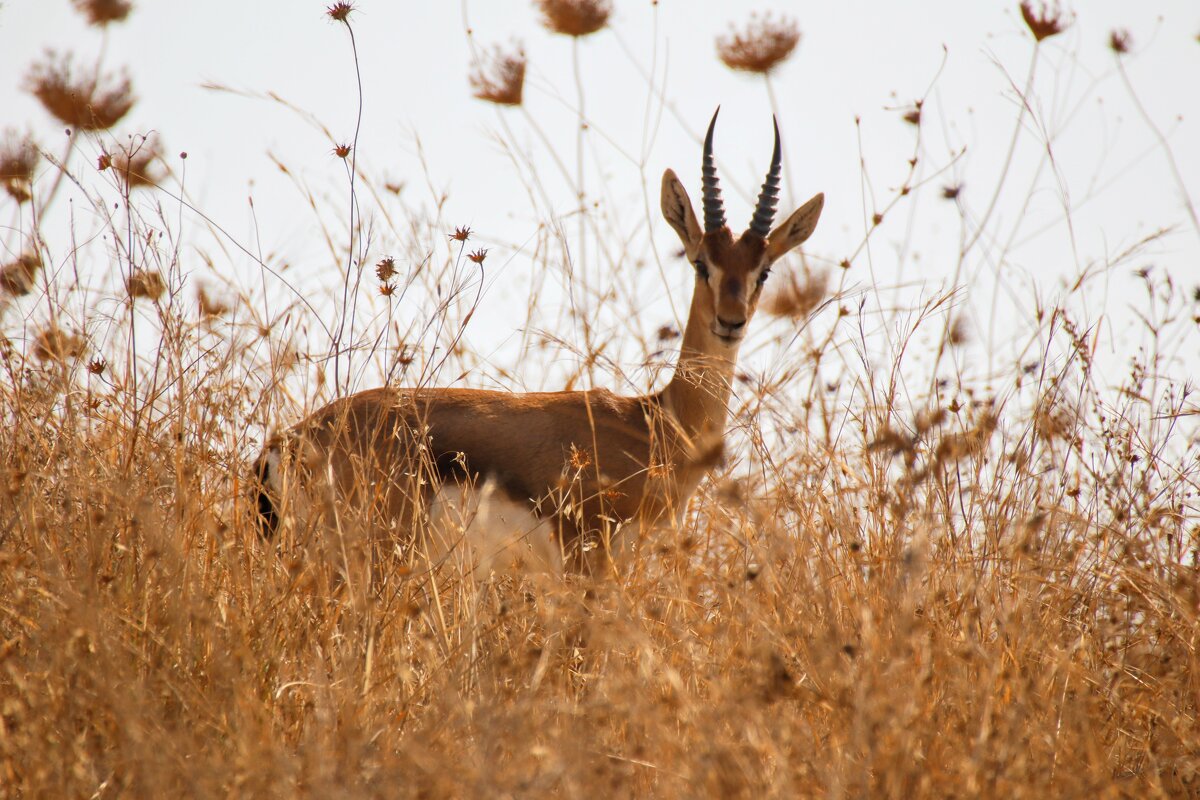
[1,2,1197,796]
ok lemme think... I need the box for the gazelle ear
[661,169,703,260]
[766,193,824,264]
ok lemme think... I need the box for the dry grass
[1,6,1198,799]
[3,299,1196,795]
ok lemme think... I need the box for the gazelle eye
[756,268,771,285]
[694,260,710,280]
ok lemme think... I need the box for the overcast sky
[2,1,1198,392]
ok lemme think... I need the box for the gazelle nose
[716,316,746,331]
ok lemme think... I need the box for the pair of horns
[701,107,782,238]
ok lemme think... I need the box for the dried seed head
[33,325,84,362]
[26,52,135,131]
[87,356,107,375]
[948,315,970,346]
[1109,29,1131,54]
[763,269,828,320]
[942,183,962,200]
[535,0,611,37]
[111,135,165,190]
[467,248,488,265]
[0,253,42,297]
[868,426,914,457]
[469,45,526,106]
[126,269,166,300]
[934,409,1000,464]
[378,282,396,297]
[902,105,922,126]
[449,226,473,242]
[332,142,352,159]
[71,0,133,26]
[197,286,229,318]
[1019,2,1070,42]
[326,2,354,22]
[568,444,593,469]
[914,407,947,435]
[717,13,800,74]
[0,132,39,203]
[375,256,397,282]
[4,469,27,497]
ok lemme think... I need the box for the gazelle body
[255,109,823,573]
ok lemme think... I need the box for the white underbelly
[425,480,563,577]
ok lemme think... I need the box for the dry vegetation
[1,2,1198,797]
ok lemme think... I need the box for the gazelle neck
[661,283,739,444]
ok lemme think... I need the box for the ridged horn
[701,108,727,233]
[748,116,782,238]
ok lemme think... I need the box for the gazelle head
[661,108,824,347]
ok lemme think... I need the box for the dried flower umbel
[375,258,399,297]
[763,269,828,320]
[326,2,354,22]
[26,52,135,131]
[0,132,38,203]
[0,253,42,297]
[197,286,229,318]
[1019,1,1070,42]
[948,315,970,347]
[717,13,801,74]
[109,136,164,190]
[33,325,84,362]
[535,0,611,37]
[375,257,397,283]
[126,269,166,301]
[470,45,526,107]
[1109,29,1132,54]
[71,0,133,26]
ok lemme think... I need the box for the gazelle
[254,109,823,574]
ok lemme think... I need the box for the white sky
[1,1,1198,396]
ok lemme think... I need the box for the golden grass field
[2,2,1198,796]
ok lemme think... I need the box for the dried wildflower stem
[507,106,603,372]
[572,38,588,286]
[982,52,1050,381]
[427,243,486,383]
[118,182,146,471]
[33,134,80,221]
[1114,58,1200,244]
[925,47,1038,387]
[331,14,367,396]
[960,48,1039,261]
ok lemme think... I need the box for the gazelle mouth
[711,328,744,345]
